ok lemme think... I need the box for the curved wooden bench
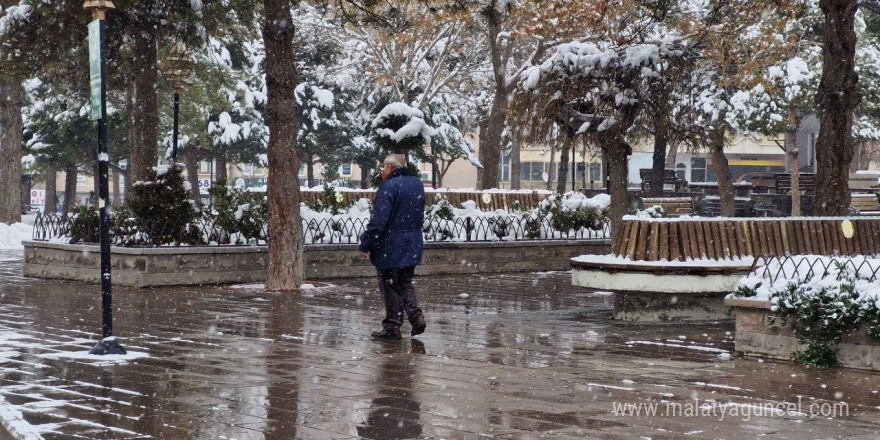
[571,217,880,321]
[608,217,880,261]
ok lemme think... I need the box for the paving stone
[0,250,878,439]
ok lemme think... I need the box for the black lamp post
[163,43,190,164]
[84,0,125,355]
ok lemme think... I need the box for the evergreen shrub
[125,165,202,246]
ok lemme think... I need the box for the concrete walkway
[0,249,878,439]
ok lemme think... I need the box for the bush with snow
[372,102,435,152]
[209,185,268,244]
[732,256,880,367]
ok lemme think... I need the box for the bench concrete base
[571,257,750,322]
[726,297,880,371]
[23,239,610,287]
[612,290,734,322]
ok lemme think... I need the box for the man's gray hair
[383,154,407,170]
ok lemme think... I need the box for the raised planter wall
[23,240,609,287]
[726,297,880,371]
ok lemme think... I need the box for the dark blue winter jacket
[359,168,425,270]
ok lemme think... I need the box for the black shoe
[411,314,426,336]
[371,325,401,340]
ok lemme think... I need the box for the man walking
[359,154,427,339]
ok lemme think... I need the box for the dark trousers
[377,266,422,327]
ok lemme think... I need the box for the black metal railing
[750,255,880,284]
[31,212,608,247]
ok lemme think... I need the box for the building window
[199,161,210,174]
[589,163,602,183]
[691,157,707,182]
[499,154,510,182]
[341,163,352,176]
[675,163,687,181]
[519,162,555,182]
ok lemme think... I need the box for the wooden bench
[572,216,880,321]
[605,217,880,263]
[571,217,880,321]
[697,197,756,217]
[641,197,694,217]
[639,168,687,192]
[850,194,880,215]
[774,173,816,194]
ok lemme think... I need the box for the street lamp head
[83,0,115,20]
[163,42,191,92]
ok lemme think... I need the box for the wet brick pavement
[0,249,878,439]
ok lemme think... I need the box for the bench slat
[756,220,769,256]
[614,220,631,256]
[625,220,639,259]
[669,222,681,261]
[658,222,670,261]
[857,219,870,254]
[684,221,698,259]
[790,220,803,256]
[771,221,785,257]
[813,220,827,255]
[869,220,880,254]
[709,221,723,259]
[717,221,730,259]
[648,222,661,261]
[728,221,742,257]
[738,221,752,257]
[632,221,645,260]
[677,221,691,260]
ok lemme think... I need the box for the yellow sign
[481,193,492,204]
[841,220,854,239]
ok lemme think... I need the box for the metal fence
[750,255,880,284]
[31,212,608,247]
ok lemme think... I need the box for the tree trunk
[477,0,509,192]
[605,144,629,241]
[111,167,121,206]
[813,0,860,215]
[709,128,735,217]
[0,78,23,224]
[649,127,668,197]
[129,28,159,183]
[786,108,802,216]
[546,143,556,191]
[359,162,371,189]
[215,152,228,184]
[665,142,679,169]
[556,144,569,193]
[44,166,57,213]
[478,92,507,190]
[185,154,201,205]
[306,157,315,187]
[61,164,78,218]
[475,118,488,189]
[263,0,305,291]
[509,134,521,190]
